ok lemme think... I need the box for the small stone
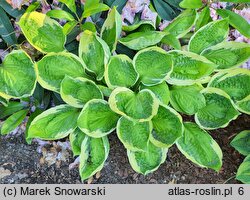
[0,167,11,179]
[2,162,15,167]
[87,177,94,184]
[56,160,61,168]
[95,171,101,179]
[168,179,177,184]
[175,171,181,176]
[41,147,47,154]
[149,179,157,183]
[133,173,138,180]
[50,147,57,154]
[16,173,28,180]
[123,168,128,178]
[39,157,45,165]
[118,169,123,177]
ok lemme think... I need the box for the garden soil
[0,114,249,184]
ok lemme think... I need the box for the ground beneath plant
[0,114,249,184]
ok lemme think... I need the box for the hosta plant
[0,0,250,182]
[231,130,250,184]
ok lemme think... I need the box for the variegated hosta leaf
[46,10,75,21]
[117,117,152,152]
[25,109,43,144]
[217,9,250,38]
[231,130,250,156]
[134,47,172,86]
[195,88,240,130]
[176,122,222,171]
[163,9,197,38]
[122,18,155,32]
[119,31,166,50]
[60,76,103,108]
[104,55,138,88]
[101,7,122,52]
[0,97,8,107]
[127,142,167,175]
[167,50,216,85]
[170,84,206,115]
[77,99,119,138]
[19,11,66,53]
[195,6,212,30]
[79,136,109,181]
[201,42,250,70]
[63,21,78,35]
[188,19,229,54]
[69,128,86,156]
[208,68,250,102]
[82,0,109,18]
[236,155,250,184]
[28,105,79,140]
[109,87,159,122]
[0,50,36,99]
[37,52,87,93]
[151,105,183,148]
[161,33,181,50]
[179,0,202,9]
[140,82,170,105]
[236,95,250,115]
[79,30,110,80]
[0,101,27,119]
[1,109,28,135]
[58,0,76,13]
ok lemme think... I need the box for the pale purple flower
[209,2,227,21]
[141,6,157,25]
[232,8,250,69]
[0,49,9,62]
[234,8,250,23]
[232,30,250,43]
[209,6,250,44]
[159,20,171,31]
[41,0,51,13]
[8,0,23,9]
[122,6,136,24]
[58,16,67,26]
[230,10,250,42]
[53,0,59,6]
[14,19,21,38]
[122,0,151,25]
[7,0,32,10]
[210,7,218,21]
[129,0,149,13]
[161,44,172,51]
[241,60,250,70]
[33,139,51,153]
[69,156,80,170]
[55,141,71,151]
